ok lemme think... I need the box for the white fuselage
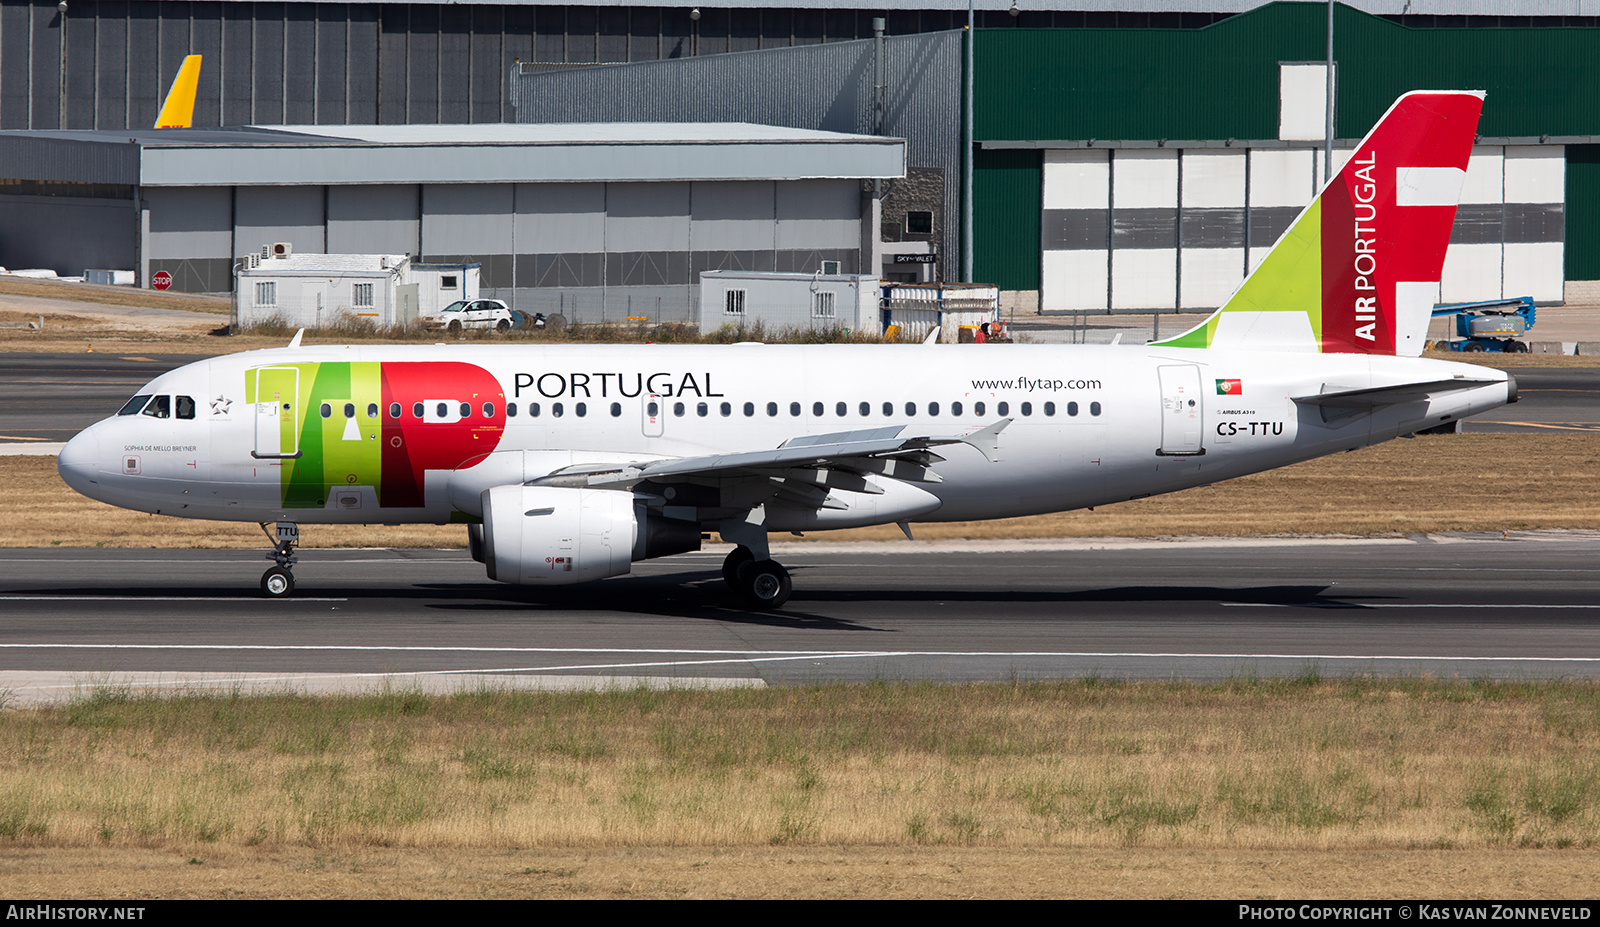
[57,342,1513,528]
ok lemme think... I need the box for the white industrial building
[698,270,881,335]
[235,250,480,329]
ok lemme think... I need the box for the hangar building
[0,122,904,319]
[5,1,1600,314]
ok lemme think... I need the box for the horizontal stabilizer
[1292,377,1503,410]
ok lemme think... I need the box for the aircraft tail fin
[1153,90,1484,358]
[154,55,203,129]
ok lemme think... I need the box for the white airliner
[58,91,1515,608]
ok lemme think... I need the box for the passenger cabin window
[344,403,356,419]
[413,403,424,418]
[367,403,379,418]
[320,403,332,419]
[790,402,801,417]
[507,403,518,417]
[175,396,196,420]
[928,401,940,416]
[974,401,986,416]
[483,402,495,417]
[459,402,471,418]
[998,402,1009,416]
[1091,402,1103,416]
[576,402,587,417]
[610,402,621,417]
[951,401,963,416]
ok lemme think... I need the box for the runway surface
[1,352,1592,442]
[3,535,1599,702]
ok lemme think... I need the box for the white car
[423,299,513,333]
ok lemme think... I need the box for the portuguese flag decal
[1216,379,1242,396]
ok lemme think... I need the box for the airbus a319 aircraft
[58,91,1515,608]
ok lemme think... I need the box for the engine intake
[480,486,699,586]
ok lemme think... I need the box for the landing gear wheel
[739,559,792,608]
[722,546,755,588]
[261,567,295,598]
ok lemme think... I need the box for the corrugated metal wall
[975,4,1600,291]
[1568,146,1600,281]
[510,30,963,272]
[0,1,996,132]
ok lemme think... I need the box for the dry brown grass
[10,433,1600,549]
[2,681,1598,870]
[0,275,231,313]
[7,845,1598,898]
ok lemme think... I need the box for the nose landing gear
[259,521,299,597]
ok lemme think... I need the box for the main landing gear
[259,521,299,598]
[722,546,793,608]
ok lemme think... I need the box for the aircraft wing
[1292,377,1504,411]
[530,420,1010,497]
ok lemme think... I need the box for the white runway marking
[0,596,348,602]
[0,642,1596,665]
[1223,602,1600,609]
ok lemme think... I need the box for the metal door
[253,366,301,459]
[1158,364,1204,456]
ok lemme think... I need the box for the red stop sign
[151,271,173,290]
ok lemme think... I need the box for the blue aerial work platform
[1430,296,1535,353]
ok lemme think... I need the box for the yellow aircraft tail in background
[153,55,202,128]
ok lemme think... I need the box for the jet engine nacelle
[479,485,702,586]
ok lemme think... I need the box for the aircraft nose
[57,427,103,496]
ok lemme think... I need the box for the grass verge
[3,678,1599,855]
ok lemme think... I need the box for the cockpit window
[175,395,196,420]
[140,395,170,419]
[118,394,152,416]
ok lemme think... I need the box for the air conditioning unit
[271,242,292,258]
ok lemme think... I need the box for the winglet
[154,55,202,129]
[287,329,305,349]
[960,418,1011,463]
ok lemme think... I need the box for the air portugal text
[1351,151,1380,343]
[513,371,724,400]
